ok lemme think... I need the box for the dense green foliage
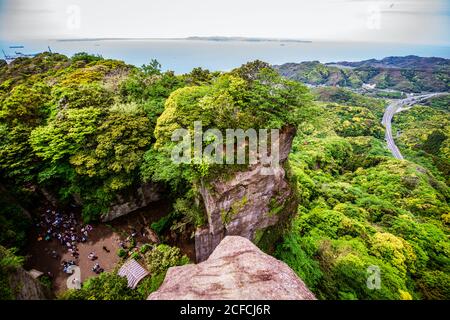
[276,57,450,93]
[0,191,32,300]
[0,53,185,221]
[311,86,386,118]
[142,61,313,188]
[1,55,312,223]
[276,92,450,300]
[277,61,363,88]
[144,244,190,275]
[392,102,449,184]
[60,271,142,300]
[0,246,24,300]
[426,95,450,112]
[374,91,407,99]
[0,197,30,249]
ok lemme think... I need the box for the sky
[0,0,449,45]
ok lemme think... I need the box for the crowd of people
[61,260,77,273]
[36,208,106,276]
[92,263,104,274]
[34,207,152,287]
[36,209,93,258]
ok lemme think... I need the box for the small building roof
[118,259,149,289]
[28,269,44,279]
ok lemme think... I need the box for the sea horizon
[1,38,449,74]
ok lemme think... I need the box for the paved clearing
[24,200,173,295]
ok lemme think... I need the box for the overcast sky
[0,0,449,45]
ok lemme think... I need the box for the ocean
[1,39,449,74]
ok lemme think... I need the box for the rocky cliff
[33,182,162,222]
[8,268,52,300]
[195,126,296,262]
[149,236,315,300]
[101,183,162,222]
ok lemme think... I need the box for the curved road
[381,93,446,160]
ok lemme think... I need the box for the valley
[0,53,449,300]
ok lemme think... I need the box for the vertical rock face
[101,183,162,222]
[195,127,296,262]
[149,236,316,300]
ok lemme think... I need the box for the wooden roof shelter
[118,259,149,289]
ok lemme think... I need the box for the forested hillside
[275,56,450,93]
[276,92,450,299]
[392,96,450,184]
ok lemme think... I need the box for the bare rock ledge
[148,236,316,300]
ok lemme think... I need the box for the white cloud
[0,0,448,44]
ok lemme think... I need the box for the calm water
[1,39,449,74]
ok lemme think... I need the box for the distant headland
[55,36,312,43]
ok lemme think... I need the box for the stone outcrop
[0,183,31,219]
[40,187,59,208]
[31,182,161,222]
[195,126,296,262]
[148,236,315,300]
[101,183,162,222]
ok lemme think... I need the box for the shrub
[117,248,127,258]
[144,244,190,275]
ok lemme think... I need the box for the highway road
[381,93,446,160]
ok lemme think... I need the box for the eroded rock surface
[9,268,52,300]
[101,183,162,222]
[195,126,296,262]
[149,236,315,300]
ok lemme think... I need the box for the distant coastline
[3,39,448,74]
[55,36,313,43]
